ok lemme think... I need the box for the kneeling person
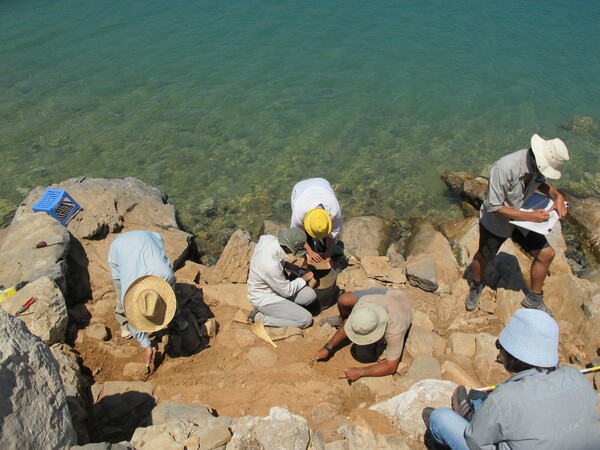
[315,288,412,381]
[247,227,317,328]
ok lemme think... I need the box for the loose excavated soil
[73,284,503,445]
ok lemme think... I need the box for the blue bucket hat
[498,309,559,368]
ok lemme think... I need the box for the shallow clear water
[1,1,599,245]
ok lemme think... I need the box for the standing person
[290,178,342,263]
[465,134,569,316]
[108,230,186,368]
[247,227,317,328]
[422,309,600,449]
[314,288,412,381]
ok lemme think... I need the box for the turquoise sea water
[1,1,599,248]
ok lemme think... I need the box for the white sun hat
[531,133,569,179]
[344,302,388,345]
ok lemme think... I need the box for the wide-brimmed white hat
[123,275,176,333]
[531,134,569,179]
[344,302,388,345]
[498,309,559,368]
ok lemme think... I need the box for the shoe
[465,281,483,311]
[121,324,132,339]
[319,316,341,328]
[521,291,553,317]
[422,407,434,428]
[247,308,259,323]
[451,386,474,421]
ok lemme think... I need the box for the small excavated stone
[123,363,147,378]
[411,311,434,332]
[447,332,477,357]
[198,426,232,449]
[405,325,446,358]
[86,323,110,341]
[246,346,278,368]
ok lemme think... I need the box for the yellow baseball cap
[304,208,332,239]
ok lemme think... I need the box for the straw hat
[344,302,388,345]
[498,309,559,368]
[530,134,569,179]
[123,275,176,333]
[304,208,332,239]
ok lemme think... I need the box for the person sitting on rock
[290,177,342,264]
[465,134,569,316]
[422,309,600,450]
[247,227,316,328]
[314,288,412,381]
[108,230,187,368]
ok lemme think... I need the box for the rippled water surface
[1,1,599,245]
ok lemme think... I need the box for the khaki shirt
[480,149,544,238]
[359,290,412,361]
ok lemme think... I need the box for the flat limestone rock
[246,346,278,368]
[0,276,68,345]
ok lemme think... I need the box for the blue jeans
[429,397,485,450]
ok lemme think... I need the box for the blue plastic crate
[32,189,82,226]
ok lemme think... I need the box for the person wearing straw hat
[247,227,317,328]
[465,134,570,316]
[290,178,343,263]
[314,288,412,381]
[422,309,600,449]
[108,230,186,367]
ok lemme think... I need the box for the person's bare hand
[344,367,362,382]
[307,249,323,263]
[144,346,156,368]
[529,209,550,223]
[301,271,314,282]
[549,196,568,219]
[314,347,330,361]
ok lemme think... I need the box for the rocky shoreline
[1,175,599,449]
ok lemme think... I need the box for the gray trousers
[255,286,316,328]
[113,281,127,326]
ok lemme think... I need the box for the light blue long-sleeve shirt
[108,230,175,348]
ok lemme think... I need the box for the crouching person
[247,227,316,328]
[314,288,412,381]
[422,309,600,450]
[108,230,187,369]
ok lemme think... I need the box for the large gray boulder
[568,196,600,260]
[441,171,488,211]
[339,216,388,257]
[90,381,156,443]
[130,403,232,450]
[16,177,176,240]
[207,229,255,284]
[228,407,311,450]
[0,212,70,294]
[371,379,455,441]
[0,310,76,449]
[0,276,68,345]
[51,343,92,444]
[405,222,460,293]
